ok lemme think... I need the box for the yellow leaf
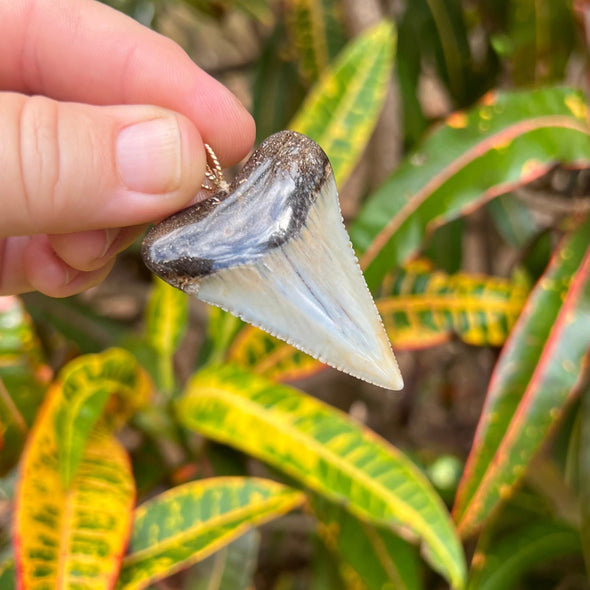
[15,386,135,589]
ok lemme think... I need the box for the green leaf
[313,496,423,590]
[117,477,304,590]
[377,263,530,349]
[0,296,51,474]
[54,348,152,488]
[423,218,464,273]
[395,2,427,148]
[0,557,15,589]
[145,276,188,393]
[467,521,581,590]
[309,535,347,590]
[290,20,396,187]
[284,0,346,84]
[15,388,135,590]
[177,365,466,588]
[487,194,539,248]
[453,216,590,537]
[185,529,260,590]
[352,87,590,289]
[129,433,167,496]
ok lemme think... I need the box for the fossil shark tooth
[141,130,403,390]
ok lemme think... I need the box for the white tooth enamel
[194,175,403,391]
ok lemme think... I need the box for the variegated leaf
[453,216,590,536]
[0,296,51,474]
[284,0,346,83]
[226,263,529,381]
[177,365,466,588]
[352,88,590,289]
[117,477,304,590]
[54,348,151,488]
[15,388,135,590]
[145,276,188,393]
[227,326,323,382]
[378,264,530,349]
[290,20,396,187]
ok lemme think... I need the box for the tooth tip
[364,351,404,391]
[386,372,405,391]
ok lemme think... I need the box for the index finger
[0,0,255,164]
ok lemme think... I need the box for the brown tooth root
[142,130,403,390]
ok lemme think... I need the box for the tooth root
[196,176,403,391]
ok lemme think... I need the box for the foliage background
[3,1,590,589]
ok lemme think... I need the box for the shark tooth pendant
[141,130,403,390]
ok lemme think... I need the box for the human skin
[0,0,255,296]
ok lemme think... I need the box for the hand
[0,0,255,296]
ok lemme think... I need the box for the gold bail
[201,143,230,193]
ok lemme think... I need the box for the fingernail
[116,117,182,193]
[100,228,120,259]
[63,266,80,286]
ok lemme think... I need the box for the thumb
[0,92,207,237]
